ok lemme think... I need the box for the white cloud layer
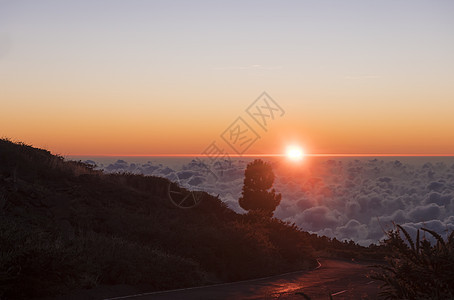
[87,157,454,245]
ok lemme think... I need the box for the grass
[371,224,454,299]
[0,138,395,299]
[0,138,320,299]
[0,216,205,299]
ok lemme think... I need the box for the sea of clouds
[83,157,454,245]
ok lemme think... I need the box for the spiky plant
[371,225,454,299]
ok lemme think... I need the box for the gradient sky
[1,0,453,155]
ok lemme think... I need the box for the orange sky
[1,1,454,156]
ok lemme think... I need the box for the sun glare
[286,146,304,161]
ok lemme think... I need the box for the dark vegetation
[0,139,319,299]
[371,225,454,299]
[309,234,387,261]
[239,159,281,217]
[0,139,389,299]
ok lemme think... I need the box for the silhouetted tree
[239,159,281,217]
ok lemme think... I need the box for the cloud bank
[86,157,454,245]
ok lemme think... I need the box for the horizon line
[66,153,454,157]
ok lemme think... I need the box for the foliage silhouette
[0,139,389,299]
[239,159,281,217]
[371,224,454,299]
[0,139,320,299]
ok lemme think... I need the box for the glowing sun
[286,146,304,161]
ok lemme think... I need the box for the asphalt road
[105,259,382,300]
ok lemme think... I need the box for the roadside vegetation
[0,139,319,299]
[371,225,454,299]
[0,139,392,299]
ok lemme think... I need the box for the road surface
[106,259,382,300]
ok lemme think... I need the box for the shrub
[239,159,281,217]
[0,217,207,299]
[0,139,320,298]
[371,225,454,299]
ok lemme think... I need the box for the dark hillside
[0,139,317,299]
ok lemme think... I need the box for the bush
[0,139,319,299]
[0,217,207,299]
[371,225,454,299]
[239,159,281,217]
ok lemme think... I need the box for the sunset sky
[1,0,454,155]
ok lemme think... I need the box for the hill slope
[0,139,317,299]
